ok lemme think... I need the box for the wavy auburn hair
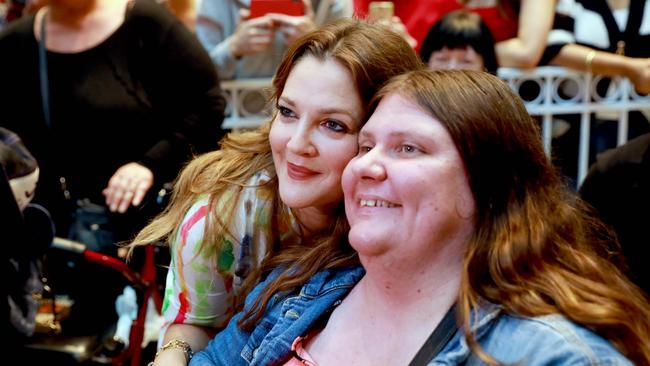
[128,19,422,316]
[372,69,650,365]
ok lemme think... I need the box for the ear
[455,194,475,220]
[454,172,476,220]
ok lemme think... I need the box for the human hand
[375,16,417,49]
[103,162,154,213]
[625,58,650,95]
[267,0,316,46]
[227,9,275,58]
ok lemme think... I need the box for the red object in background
[5,0,26,23]
[353,0,518,53]
[249,0,304,18]
[51,238,163,366]
[86,245,162,366]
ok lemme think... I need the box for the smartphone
[249,0,304,18]
[368,1,394,22]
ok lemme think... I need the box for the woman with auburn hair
[127,19,422,366]
[192,69,650,366]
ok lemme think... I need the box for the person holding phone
[196,0,352,81]
[195,0,352,115]
[366,1,417,48]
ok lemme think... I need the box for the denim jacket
[190,266,632,366]
[434,304,632,365]
[191,266,365,366]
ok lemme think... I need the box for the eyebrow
[279,96,359,119]
[360,130,413,139]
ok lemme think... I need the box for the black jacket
[580,133,650,296]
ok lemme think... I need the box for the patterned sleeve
[159,196,233,339]
[159,172,275,342]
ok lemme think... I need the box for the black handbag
[67,198,116,251]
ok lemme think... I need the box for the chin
[279,188,310,209]
[348,226,389,256]
[279,195,303,209]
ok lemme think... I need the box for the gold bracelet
[585,50,597,74]
[154,339,194,362]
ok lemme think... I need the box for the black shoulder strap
[409,304,458,366]
[37,10,50,128]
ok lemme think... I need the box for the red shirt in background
[353,0,518,52]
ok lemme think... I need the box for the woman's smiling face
[270,55,364,214]
[342,92,476,261]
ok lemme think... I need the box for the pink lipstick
[287,162,318,180]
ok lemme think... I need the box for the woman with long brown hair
[127,19,422,366]
[192,69,650,365]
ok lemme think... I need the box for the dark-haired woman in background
[421,10,498,74]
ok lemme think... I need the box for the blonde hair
[373,69,650,365]
[128,19,423,312]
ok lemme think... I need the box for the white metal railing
[498,66,650,185]
[220,78,274,129]
[220,67,650,186]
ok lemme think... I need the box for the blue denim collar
[433,301,502,364]
[299,266,365,298]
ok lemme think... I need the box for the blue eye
[398,145,418,153]
[323,120,346,133]
[323,119,347,132]
[278,106,296,118]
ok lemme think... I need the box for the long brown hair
[373,69,650,365]
[128,19,423,319]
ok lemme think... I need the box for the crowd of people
[2,0,650,365]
